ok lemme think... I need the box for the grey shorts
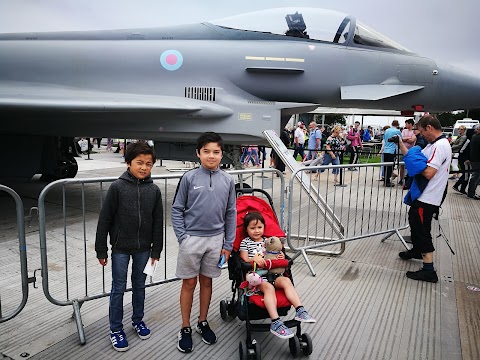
[175,233,224,279]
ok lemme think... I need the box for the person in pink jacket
[347,121,363,170]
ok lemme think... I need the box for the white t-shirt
[294,127,305,145]
[418,138,452,206]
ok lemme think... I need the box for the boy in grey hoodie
[172,132,236,353]
[95,141,163,352]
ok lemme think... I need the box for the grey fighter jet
[1,8,479,180]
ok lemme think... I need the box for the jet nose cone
[435,63,480,111]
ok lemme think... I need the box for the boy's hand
[151,258,159,265]
[98,258,107,266]
[220,249,231,261]
[276,252,285,260]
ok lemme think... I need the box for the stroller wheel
[227,301,235,317]
[289,336,301,358]
[253,340,262,360]
[220,300,228,320]
[301,333,313,356]
[239,341,248,360]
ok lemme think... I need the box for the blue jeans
[321,153,340,174]
[240,148,250,163]
[109,250,150,332]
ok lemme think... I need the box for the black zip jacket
[95,170,163,259]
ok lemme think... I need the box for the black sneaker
[452,186,466,195]
[467,195,480,200]
[406,269,438,283]
[399,250,422,260]
[195,320,217,345]
[177,327,194,353]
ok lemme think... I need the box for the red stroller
[220,188,313,359]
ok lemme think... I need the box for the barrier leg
[72,299,86,345]
[301,249,317,277]
[380,229,410,250]
[380,231,396,242]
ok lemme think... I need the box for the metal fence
[285,162,410,276]
[36,168,284,344]
[2,161,411,343]
[0,185,30,323]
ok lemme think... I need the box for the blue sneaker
[177,327,194,353]
[132,321,151,339]
[195,319,217,345]
[270,320,294,339]
[110,330,129,352]
[295,308,316,323]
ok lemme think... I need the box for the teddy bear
[264,236,286,274]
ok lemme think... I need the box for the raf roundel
[160,50,183,71]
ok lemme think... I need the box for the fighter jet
[1,7,479,180]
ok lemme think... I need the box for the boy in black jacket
[95,141,163,352]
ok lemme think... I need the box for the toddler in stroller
[220,189,315,359]
[239,211,316,339]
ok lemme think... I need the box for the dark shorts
[408,200,438,253]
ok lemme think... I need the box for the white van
[452,118,479,140]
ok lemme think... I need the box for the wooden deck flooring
[1,155,479,360]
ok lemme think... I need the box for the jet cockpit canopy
[210,7,411,52]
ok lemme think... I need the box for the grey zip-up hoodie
[95,170,163,259]
[171,165,236,251]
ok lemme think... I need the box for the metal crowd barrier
[286,162,410,276]
[0,185,30,323]
[36,168,283,344]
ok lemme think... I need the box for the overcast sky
[0,0,478,73]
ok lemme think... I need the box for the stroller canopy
[234,195,286,252]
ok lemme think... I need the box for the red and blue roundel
[160,50,183,71]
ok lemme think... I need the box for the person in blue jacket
[394,115,451,283]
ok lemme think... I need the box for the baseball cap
[297,121,303,126]
[474,124,480,130]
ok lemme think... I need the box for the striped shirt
[239,237,266,258]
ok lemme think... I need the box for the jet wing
[0,82,232,117]
[341,84,424,101]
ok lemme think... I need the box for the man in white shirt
[292,122,306,161]
[396,114,451,283]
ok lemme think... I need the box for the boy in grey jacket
[95,141,163,352]
[172,132,236,353]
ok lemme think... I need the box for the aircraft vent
[248,100,276,105]
[185,87,216,101]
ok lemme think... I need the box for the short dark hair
[354,121,360,125]
[405,118,415,126]
[196,132,224,152]
[243,212,265,233]
[125,141,156,164]
[392,120,399,127]
[417,114,441,131]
